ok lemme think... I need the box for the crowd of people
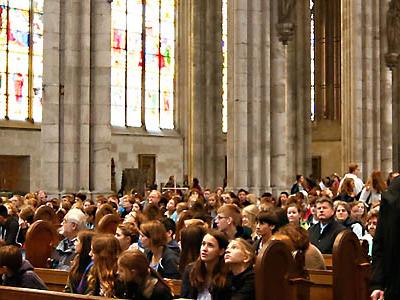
[0,163,397,300]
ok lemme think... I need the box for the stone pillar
[247,0,263,194]
[41,0,61,194]
[176,0,192,184]
[270,0,297,194]
[380,0,393,174]
[227,0,249,191]
[183,0,225,189]
[362,0,374,177]
[260,0,271,192]
[90,0,112,193]
[341,0,363,175]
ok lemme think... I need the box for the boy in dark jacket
[0,245,47,290]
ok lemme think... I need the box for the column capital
[385,52,399,70]
[276,0,296,45]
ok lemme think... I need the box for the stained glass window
[111,0,175,130]
[222,0,227,133]
[0,0,44,122]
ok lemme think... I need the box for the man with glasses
[51,208,86,270]
[215,204,251,241]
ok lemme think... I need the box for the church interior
[0,0,399,197]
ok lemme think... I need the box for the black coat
[181,263,232,300]
[308,218,345,254]
[371,176,400,300]
[115,278,172,300]
[146,246,180,279]
[230,267,255,300]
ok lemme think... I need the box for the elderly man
[51,208,86,270]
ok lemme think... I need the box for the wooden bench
[34,268,68,292]
[34,267,182,297]
[0,285,111,300]
[256,230,371,300]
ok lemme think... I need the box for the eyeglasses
[215,215,228,220]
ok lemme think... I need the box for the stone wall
[111,132,184,192]
[0,128,41,191]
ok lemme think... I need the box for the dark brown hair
[118,249,171,292]
[179,225,207,274]
[0,245,22,273]
[140,220,167,248]
[69,230,96,287]
[189,230,229,290]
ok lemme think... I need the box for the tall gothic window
[222,0,227,133]
[0,0,43,122]
[111,0,175,130]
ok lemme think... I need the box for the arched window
[111,0,175,130]
[0,0,44,122]
[222,0,227,133]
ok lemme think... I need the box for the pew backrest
[0,286,111,300]
[34,268,68,292]
[25,220,59,268]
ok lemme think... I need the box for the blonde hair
[229,238,255,267]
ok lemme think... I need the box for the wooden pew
[25,220,59,268]
[322,254,332,269]
[34,267,183,298]
[0,286,110,300]
[255,230,371,300]
[34,268,68,292]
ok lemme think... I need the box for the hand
[371,290,384,300]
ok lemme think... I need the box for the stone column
[247,0,263,194]
[90,0,112,193]
[176,0,192,184]
[362,0,374,177]
[270,0,296,194]
[341,0,363,175]
[227,0,249,191]
[380,0,393,174]
[41,0,61,194]
[260,0,271,191]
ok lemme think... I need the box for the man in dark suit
[371,175,400,300]
[308,197,345,254]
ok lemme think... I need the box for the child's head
[0,245,22,274]
[117,249,149,284]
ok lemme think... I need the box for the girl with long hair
[181,230,230,300]
[116,249,172,300]
[140,220,180,279]
[115,222,139,251]
[86,234,121,297]
[65,230,95,293]
[336,178,356,202]
[224,238,256,300]
[359,170,387,207]
[179,225,207,274]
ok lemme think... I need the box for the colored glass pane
[33,0,44,13]
[33,13,43,34]
[0,5,7,48]
[9,0,30,10]
[32,75,42,122]
[8,9,30,53]
[111,0,174,129]
[1,1,44,121]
